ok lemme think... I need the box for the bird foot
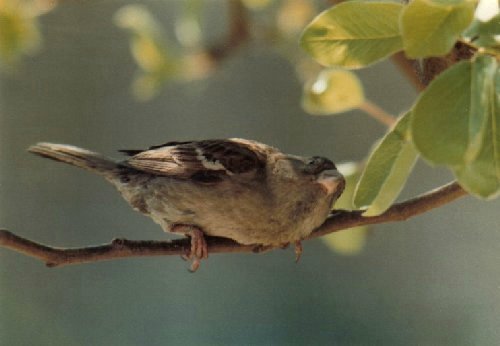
[294,241,303,263]
[171,224,208,272]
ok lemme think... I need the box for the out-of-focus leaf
[175,16,201,48]
[0,0,41,65]
[132,74,164,101]
[322,163,368,255]
[181,51,214,80]
[300,1,404,69]
[114,5,180,100]
[277,0,315,36]
[302,68,364,115]
[114,4,177,74]
[130,36,172,74]
[354,112,418,216]
[114,4,162,35]
[463,13,500,49]
[175,0,202,48]
[400,0,476,58]
[242,0,273,10]
[412,55,499,199]
[322,227,367,255]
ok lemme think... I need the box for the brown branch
[421,41,476,85]
[390,52,426,91]
[0,181,467,268]
[207,0,250,62]
[393,41,477,91]
[309,181,466,238]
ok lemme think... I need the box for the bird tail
[28,142,119,177]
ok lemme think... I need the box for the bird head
[271,154,345,199]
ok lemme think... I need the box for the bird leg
[170,224,208,272]
[294,240,303,263]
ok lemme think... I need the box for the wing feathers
[121,139,270,180]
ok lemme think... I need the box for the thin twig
[0,181,467,268]
[207,0,250,61]
[358,100,397,127]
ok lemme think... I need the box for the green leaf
[354,112,418,216]
[0,1,41,65]
[454,56,499,199]
[400,0,476,58]
[300,1,404,69]
[412,55,499,199]
[466,55,497,162]
[412,60,471,165]
[302,68,364,115]
[454,115,500,198]
[322,227,367,255]
[463,14,500,49]
[322,163,368,255]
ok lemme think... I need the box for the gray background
[1,1,499,345]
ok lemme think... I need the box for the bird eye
[307,156,336,174]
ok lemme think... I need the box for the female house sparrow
[29,139,345,271]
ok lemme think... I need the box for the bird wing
[121,139,268,181]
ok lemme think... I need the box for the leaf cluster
[0,0,46,67]
[300,0,499,213]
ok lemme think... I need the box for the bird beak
[317,170,345,196]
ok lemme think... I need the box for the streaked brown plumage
[29,139,345,271]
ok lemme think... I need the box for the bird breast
[113,173,334,246]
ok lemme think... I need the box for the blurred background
[1,0,499,345]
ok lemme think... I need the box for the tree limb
[390,52,426,91]
[0,181,467,268]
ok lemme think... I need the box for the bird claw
[186,228,208,272]
[294,241,303,263]
[189,258,201,273]
[172,224,208,272]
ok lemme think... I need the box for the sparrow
[29,139,345,271]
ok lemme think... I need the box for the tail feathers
[28,142,119,177]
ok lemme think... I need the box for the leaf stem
[358,100,397,127]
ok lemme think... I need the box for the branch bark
[0,181,467,268]
[390,52,426,91]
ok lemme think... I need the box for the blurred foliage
[463,13,500,51]
[112,0,322,100]
[276,0,315,36]
[302,68,364,115]
[113,3,215,100]
[242,0,273,11]
[0,0,53,67]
